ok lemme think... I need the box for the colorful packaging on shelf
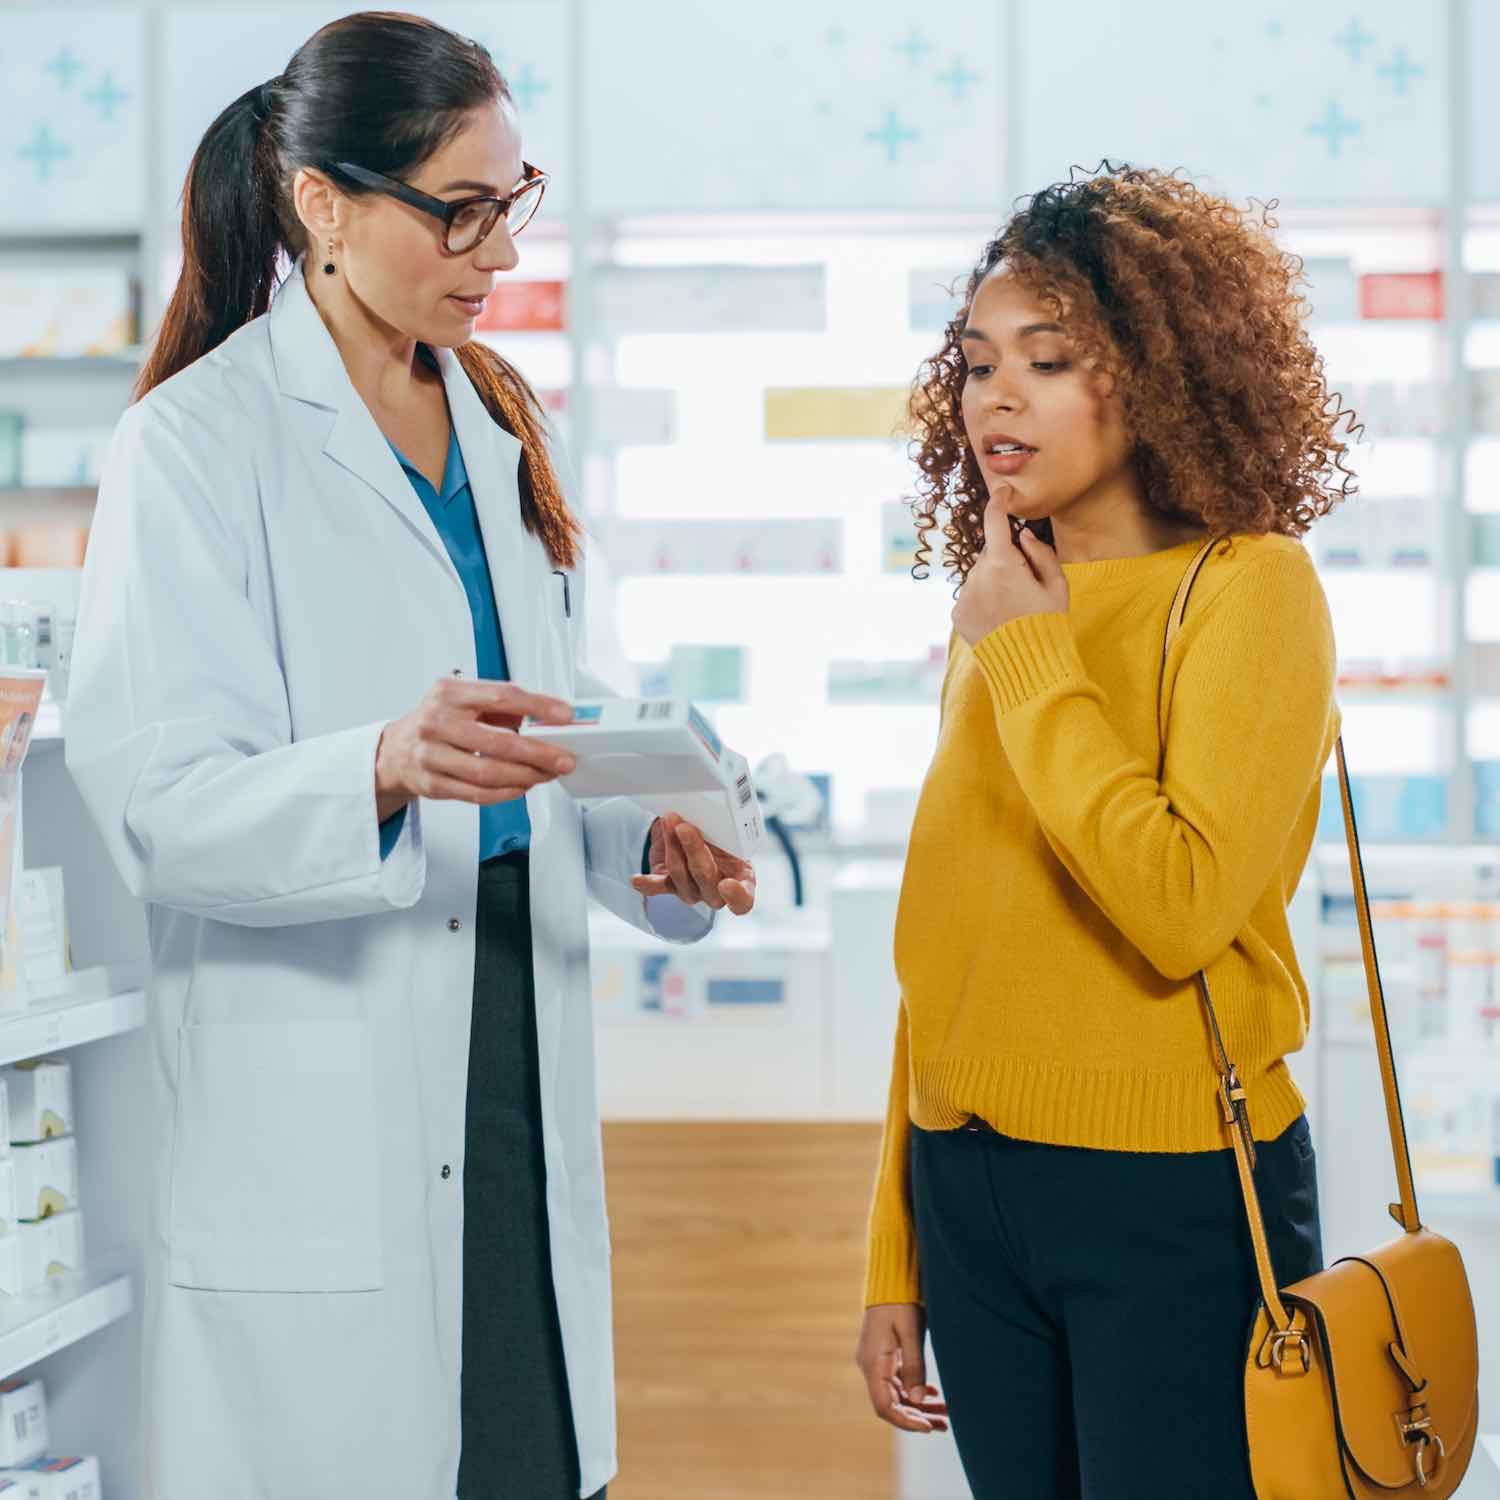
[0,1455,100,1500]
[1,1063,71,1145]
[0,1379,48,1467]
[11,1139,76,1222]
[15,1211,83,1292]
[519,699,763,858]
[0,270,133,359]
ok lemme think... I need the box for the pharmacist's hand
[856,1304,949,1434]
[631,812,756,915]
[375,679,576,819]
[951,490,1068,647]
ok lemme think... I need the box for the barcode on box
[735,774,753,807]
[637,702,673,721]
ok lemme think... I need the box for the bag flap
[1285,1230,1478,1490]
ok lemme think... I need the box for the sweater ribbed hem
[970,611,1083,713]
[863,1227,924,1309]
[910,1054,1306,1155]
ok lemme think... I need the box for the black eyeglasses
[329,160,548,252]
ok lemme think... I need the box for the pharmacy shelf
[0,987,145,1070]
[0,351,142,373]
[0,1264,132,1385]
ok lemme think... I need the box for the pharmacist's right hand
[375,679,576,817]
[856,1304,949,1434]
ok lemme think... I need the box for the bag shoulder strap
[1160,535,1423,1331]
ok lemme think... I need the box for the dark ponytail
[138,11,580,570]
[135,82,283,402]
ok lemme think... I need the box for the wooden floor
[603,1122,896,1500]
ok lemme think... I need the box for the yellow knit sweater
[865,532,1340,1308]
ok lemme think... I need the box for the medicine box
[0,1233,22,1297]
[519,699,763,858]
[16,1212,83,1292]
[0,1455,101,1500]
[12,1140,76,1222]
[2,1063,72,1145]
[0,1380,48,1467]
[0,1161,19,1235]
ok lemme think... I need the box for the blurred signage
[1359,271,1442,320]
[475,280,567,332]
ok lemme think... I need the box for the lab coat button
[448,917,461,932]
[441,1164,451,1180]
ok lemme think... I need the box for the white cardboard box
[14,878,66,998]
[520,699,763,858]
[0,1162,18,1236]
[1,1063,71,1145]
[11,1141,76,1223]
[0,1455,101,1500]
[15,1212,83,1292]
[0,1380,48,1467]
[0,1234,21,1297]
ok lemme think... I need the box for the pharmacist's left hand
[951,490,1069,647]
[631,812,757,915]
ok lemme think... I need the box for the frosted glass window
[1,7,146,232]
[160,1,572,236]
[1019,0,1445,209]
[583,1,1004,213]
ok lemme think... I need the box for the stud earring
[323,240,336,276]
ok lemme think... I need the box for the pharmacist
[63,15,755,1500]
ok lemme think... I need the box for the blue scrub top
[379,423,532,862]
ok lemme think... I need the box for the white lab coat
[65,258,713,1500]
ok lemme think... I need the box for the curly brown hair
[909,162,1360,584]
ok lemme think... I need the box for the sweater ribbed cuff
[970,611,1082,713]
[863,1228,924,1309]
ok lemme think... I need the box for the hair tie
[251,78,278,125]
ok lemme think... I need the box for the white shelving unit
[0,1268,133,1388]
[0,989,145,1073]
[8,716,151,1495]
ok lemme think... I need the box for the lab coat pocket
[167,1019,384,1293]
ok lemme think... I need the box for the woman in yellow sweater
[855,165,1355,1497]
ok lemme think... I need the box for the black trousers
[911,1114,1323,1500]
[458,852,607,1500]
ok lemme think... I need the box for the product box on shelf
[15,1211,82,1292]
[17,431,111,492]
[0,1160,18,1237]
[11,1139,76,1223]
[0,417,21,491]
[0,269,134,360]
[0,1233,21,1298]
[1,1064,70,1146]
[0,1455,100,1500]
[0,1379,48,1468]
[15,874,68,997]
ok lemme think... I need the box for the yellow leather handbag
[1165,538,1481,1499]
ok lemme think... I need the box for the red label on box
[1359,271,1443,320]
[475,281,566,332]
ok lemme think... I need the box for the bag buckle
[1256,1320,1312,1376]
[1396,1405,1446,1488]
[1268,1326,1311,1376]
